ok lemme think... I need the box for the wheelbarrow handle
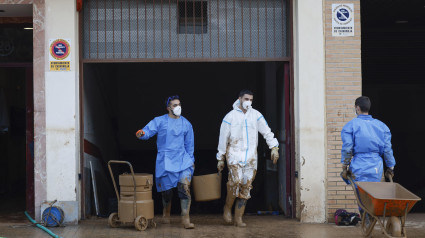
[347,175,369,214]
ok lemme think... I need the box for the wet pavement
[1,213,425,238]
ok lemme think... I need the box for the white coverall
[217,100,279,199]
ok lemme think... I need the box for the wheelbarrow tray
[357,182,421,217]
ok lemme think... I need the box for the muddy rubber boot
[181,199,195,229]
[223,184,236,223]
[161,190,173,224]
[162,201,172,224]
[234,198,247,227]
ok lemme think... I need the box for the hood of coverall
[233,99,252,112]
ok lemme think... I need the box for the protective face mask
[242,101,252,110]
[172,106,182,116]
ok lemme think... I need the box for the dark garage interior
[82,62,290,217]
[0,67,28,220]
[361,0,425,212]
[0,22,33,220]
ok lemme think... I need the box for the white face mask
[242,100,252,110]
[172,106,182,116]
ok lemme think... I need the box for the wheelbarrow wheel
[135,215,148,231]
[386,216,402,237]
[360,213,377,237]
[108,212,120,228]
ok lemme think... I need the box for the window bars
[83,0,289,61]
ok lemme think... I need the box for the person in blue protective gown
[340,96,396,218]
[135,95,195,229]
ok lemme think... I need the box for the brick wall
[324,0,362,222]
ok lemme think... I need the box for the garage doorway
[81,61,292,217]
[0,3,34,220]
[361,0,425,212]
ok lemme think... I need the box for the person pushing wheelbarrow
[340,96,396,219]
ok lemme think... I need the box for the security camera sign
[49,39,71,71]
[332,4,354,37]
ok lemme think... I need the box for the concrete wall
[293,0,327,223]
[44,0,80,223]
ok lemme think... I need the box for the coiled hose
[24,211,63,238]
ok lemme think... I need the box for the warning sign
[50,39,70,60]
[49,39,71,71]
[332,4,354,37]
[50,61,70,71]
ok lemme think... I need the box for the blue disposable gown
[139,114,195,192]
[341,115,396,184]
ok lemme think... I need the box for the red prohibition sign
[50,39,70,60]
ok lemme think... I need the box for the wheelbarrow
[107,160,156,231]
[348,175,421,237]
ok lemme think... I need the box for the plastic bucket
[192,172,222,202]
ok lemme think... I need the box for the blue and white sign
[332,4,354,37]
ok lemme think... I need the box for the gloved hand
[136,129,145,138]
[341,164,350,180]
[385,167,394,179]
[271,147,279,164]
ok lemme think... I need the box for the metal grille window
[178,1,208,34]
[82,0,289,61]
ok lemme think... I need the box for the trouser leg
[178,182,194,229]
[227,165,257,200]
[234,198,247,227]
[161,189,173,224]
[355,186,371,226]
[233,166,255,227]
[223,182,236,223]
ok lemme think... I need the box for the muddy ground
[1,214,425,238]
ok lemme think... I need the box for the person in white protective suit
[216,89,279,227]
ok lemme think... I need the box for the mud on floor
[1,214,425,238]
